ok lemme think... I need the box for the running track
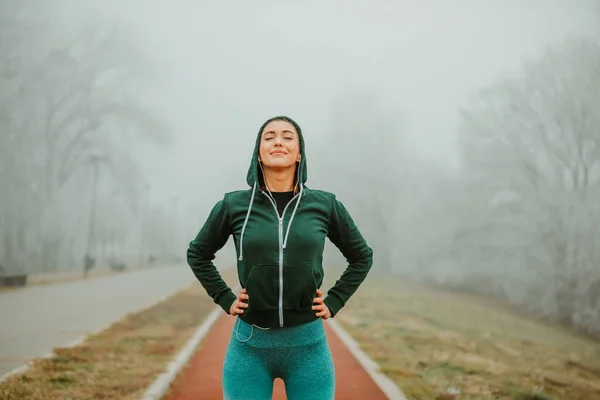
[163,314,397,399]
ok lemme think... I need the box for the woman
[187,116,373,400]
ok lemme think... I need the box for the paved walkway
[0,264,195,378]
[163,314,392,399]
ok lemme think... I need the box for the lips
[270,151,287,155]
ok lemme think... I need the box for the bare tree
[457,36,600,334]
[0,8,45,271]
[0,7,170,272]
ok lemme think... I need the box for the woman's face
[259,119,301,169]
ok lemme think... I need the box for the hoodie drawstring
[283,183,303,249]
[238,181,303,260]
[238,181,257,261]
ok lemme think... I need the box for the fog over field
[2,0,600,339]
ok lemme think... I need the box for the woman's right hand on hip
[229,288,249,315]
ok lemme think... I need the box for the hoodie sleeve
[187,194,237,314]
[323,194,374,317]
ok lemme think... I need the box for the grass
[0,268,237,400]
[326,270,600,400]
[5,264,597,399]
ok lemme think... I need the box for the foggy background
[2,0,600,337]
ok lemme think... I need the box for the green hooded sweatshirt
[187,116,374,329]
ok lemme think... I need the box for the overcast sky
[33,0,598,209]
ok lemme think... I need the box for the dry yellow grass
[0,268,237,400]
[328,271,600,400]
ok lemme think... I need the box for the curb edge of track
[141,304,223,400]
[326,319,408,400]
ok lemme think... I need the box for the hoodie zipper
[262,191,300,327]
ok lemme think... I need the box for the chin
[264,161,295,169]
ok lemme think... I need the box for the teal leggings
[222,317,335,400]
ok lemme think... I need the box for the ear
[296,154,301,162]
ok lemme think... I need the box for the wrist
[323,296,343,318]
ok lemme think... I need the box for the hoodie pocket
[245,264,279,311]
[282,262,317,310]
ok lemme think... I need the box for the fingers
[230,300,247,315]
[315,306,330,318]
[312,301,331,319]
[229,301,242,315]
[313,289,330,318]
[230,288,249,315]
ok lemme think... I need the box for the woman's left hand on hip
[313,289,332,319]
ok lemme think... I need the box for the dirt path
[164,314,389,399]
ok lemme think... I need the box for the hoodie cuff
[324,295,344,318]
[217,290,238,314]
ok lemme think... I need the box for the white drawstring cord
[235,317,270,343]
[238,181,257,261]
[283,183,303,249]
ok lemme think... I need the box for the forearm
[325,194,374,317]
[187,242,237,312]
[324,246,373,317]
[187,195,236,313]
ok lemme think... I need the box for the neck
[263,167,296,192]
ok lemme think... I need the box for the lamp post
[138,183,150,269]
[170,197,179,261]
[84,154,108,277]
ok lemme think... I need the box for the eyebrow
[262,130,296,135]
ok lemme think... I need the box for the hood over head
[246,116,308,189]
[238,116,307,261]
